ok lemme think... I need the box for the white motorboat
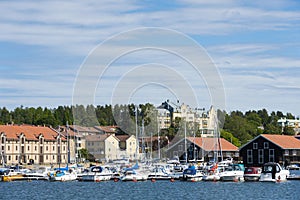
[219,164,245,182]
[49,167,77,182]
[24,166,54,181]
[259,162,290,182]
[120,169,148,182]
[80,166,112,182]
[148,166,171,181]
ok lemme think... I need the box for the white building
[278,117,300,134]
[157,102,217,137]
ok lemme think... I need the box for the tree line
[0,105,296,147]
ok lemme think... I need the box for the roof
[0,125,60,141]
[69,125,100,133]
[85,134,110,142]
[187,137,238,151]
[94,126,118,134]
[261,134,300,149]
[115,135,131,142]
[167,136,237,151]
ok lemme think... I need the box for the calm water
[1,172,300,200]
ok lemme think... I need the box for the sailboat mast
[135,106,138,162]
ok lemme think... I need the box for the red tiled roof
[262,134,300,149]
[69,125,99,133]
[0,125,59,141]
[187,137,238,151]
[95,126,118,133]
[115,135,130,142]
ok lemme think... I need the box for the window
[292,150,297,156]
[16,146,18,151]
[173,151,178,157]
[7,145,10,151]
[269,149,275,162]
[28,146,30,151]
[258,149,264,164]
[284,150,289,156]
[253,143,258,149]
[8,155,11,161]
[53,146,55,151]
[264,142,269,149]
[1,137,5,143]
[35,146,37,151]
[46,146,48,151]
[178,145,183,151]
[247,149,253,164]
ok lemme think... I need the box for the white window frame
[284,150,289,156]
[173,151,178,157]
[269,149,275,162]
[253,143,258,149]
[264,142,269,149]
[258,149,264,164]
[247,149,253,164]
[178,144,183,151]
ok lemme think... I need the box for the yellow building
[0,125,67,166]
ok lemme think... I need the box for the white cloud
[0,0,299,114]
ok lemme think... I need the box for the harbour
[1,173,300,200]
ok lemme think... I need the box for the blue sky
[0,0,300,116]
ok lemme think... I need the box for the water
[1,172,300,200]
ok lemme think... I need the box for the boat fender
[277,176,281,182]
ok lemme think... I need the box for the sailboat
[49,123,78,182]
[202,109,225,181]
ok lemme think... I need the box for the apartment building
[0,124,67,166]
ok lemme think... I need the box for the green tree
[220,130,241,147]
[283,126,295,135]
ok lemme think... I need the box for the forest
[0,104,296,147]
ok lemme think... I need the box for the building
[58,126,86,163]
[239,134,300,167]
[0,125,67,166]
[85,134,138,162]
[157,102,217,137]
[166,136,239,162]
[68,125,100,136]
[115,135,137,160]
[94,126,119,134]
[278,118,300,134]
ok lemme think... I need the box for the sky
[0,0,300,116]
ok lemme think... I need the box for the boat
[259,162,290,182]
[0,167,27,182]
[182,165,203,182]
[48,166,77,182]
[120,168,148,182]
[24,166,54,181]
[202,163,223,181]
[244,167,262,181]
[120,163,148,182]
[219,164,245,182]
[287,163,300,170]
[80,166,112,182]
[148,165,172,181]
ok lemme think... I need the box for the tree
[283,126,295,135]
[220,130,241,147]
